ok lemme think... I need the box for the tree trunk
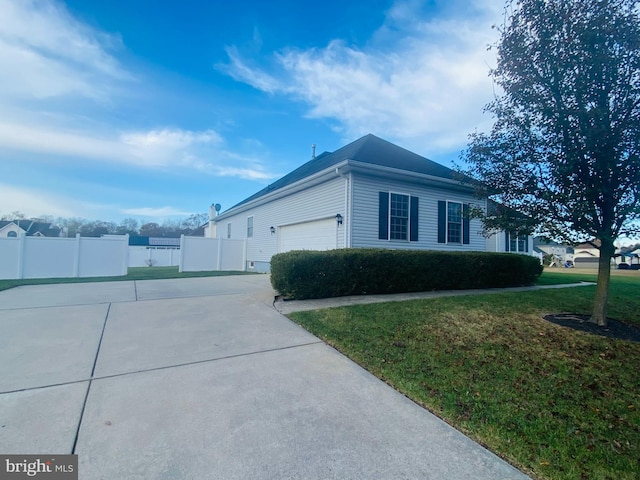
[590,238,615,326]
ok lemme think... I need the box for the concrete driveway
[0,275,530,479]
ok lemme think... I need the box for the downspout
[335,166,351,248]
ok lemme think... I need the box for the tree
[1,211,26,221]
[78,220,117,237]
[115,218,140,236]
[180,213,208,235]
[139,222,164,237]
[462,0,640,326]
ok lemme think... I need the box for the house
[533,238,574,266]
[211,134,533,272]
[0,220,62,238]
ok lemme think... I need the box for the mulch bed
[543,313,640,343]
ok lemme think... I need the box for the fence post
[242,239,247,271]
[216,238,222,271]
[17,234,26,279]
[123,234,130,274]
[73,234,81,277]
[179,235,185,272]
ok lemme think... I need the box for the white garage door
[279,218,337,253]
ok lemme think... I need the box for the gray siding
[351,174,486,251]
[215,177,347,263]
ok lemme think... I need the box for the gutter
[214,158,474,222]
[214,160,350,221]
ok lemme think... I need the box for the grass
[289,273,640,480]
[0,266,255,292]
[534,267,640,286]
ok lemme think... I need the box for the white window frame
[247,216,254,238]
[388,192,410,241]
[446,201,463,244]
[508,232,529,253]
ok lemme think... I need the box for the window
[227,223,232,239]
[437,201,470,244]
[447,202,462,243]
[506,232,528,253]
[7,231,17,237]
[390,193,409,240]
[378,192,418,241]
[247,217,254,238]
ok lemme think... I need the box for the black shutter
[410,196,419,242]
[437,201,446,243]
[378,192,389,240]
[505,231,510,252]
[463,203,470,245]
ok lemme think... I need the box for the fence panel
[0,238,21,279]
[129,247,180,267]
[0,235,128,279]
[22,237,77,279]
[220,239,246,270]
[179,236,245,272]
[78,236,129,277]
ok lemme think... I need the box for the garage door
[279,218,337,253]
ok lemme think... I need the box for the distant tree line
[0,211,209,238]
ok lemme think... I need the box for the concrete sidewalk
[275,281,596,314]
[0,275,531,479]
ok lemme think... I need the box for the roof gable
[0,220,61,237]
[226,134,456,212]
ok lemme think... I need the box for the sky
[0,0,505,223]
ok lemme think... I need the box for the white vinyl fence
[179,236,246,272]
[129,246,180,267]
[0,234,128,280]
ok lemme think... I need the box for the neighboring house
[572,241,604,268]
[533,238,574,266]
[572,240,627,268]
[0,220,62,238]
[212,134,534,272]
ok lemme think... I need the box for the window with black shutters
[379,192,418,241]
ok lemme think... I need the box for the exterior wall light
[336,213,343,225]
[270,226,276,235]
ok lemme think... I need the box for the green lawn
[0,266,255,292]
[289,273,640,480]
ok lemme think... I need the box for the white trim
[214,157,473,223]
[246,216,254,238]
[389,191,411,242]
[445,200,463,244]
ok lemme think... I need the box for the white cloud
[0,0,130,102]
[222,0,501,155]
[219,45,281,94]
[0,0,279,183]
[0,120,127,159]
[215,166,275,181]
[0,183,80,218]
[121,128,224,168]
[119,128,276,180]
[0,183,197,222]
[0,118,277,180]
[120,206,193,218]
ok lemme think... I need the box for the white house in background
[0,220,62,238]
[212,134,534,272]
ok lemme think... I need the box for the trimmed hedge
[270,248,543,300]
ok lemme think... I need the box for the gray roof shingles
[227,134,456,212]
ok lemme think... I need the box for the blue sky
[0,0,503,222]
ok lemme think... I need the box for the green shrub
[270,248,543,299]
